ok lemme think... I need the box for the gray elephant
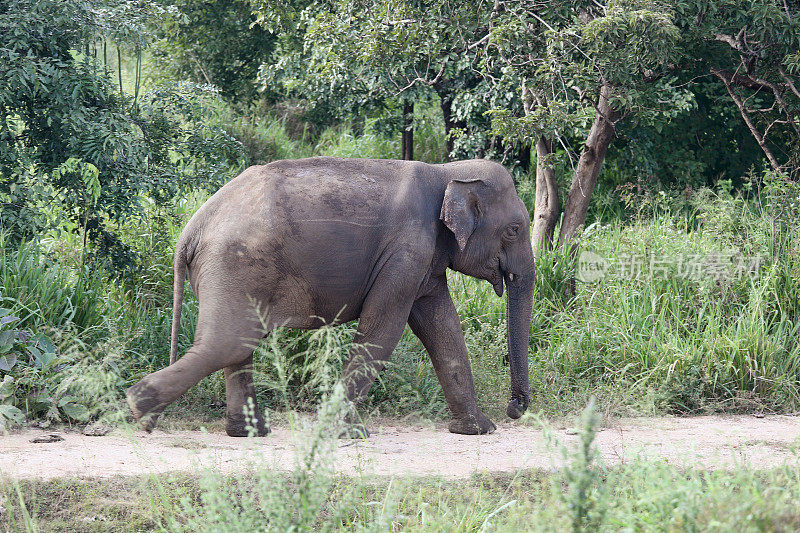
[127,156,533,437]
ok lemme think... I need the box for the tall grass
[535,176,800,413]
[0,234,107,333]
[216,99,447,167]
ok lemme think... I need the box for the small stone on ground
[83,421,113,436]
[29,433,64,444]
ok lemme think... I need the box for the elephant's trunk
[505,271,533,419]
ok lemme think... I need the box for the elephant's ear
[440,178,484,251]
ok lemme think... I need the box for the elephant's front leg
[338,261,423,437]
[408,277,496,435]
[338,312,410,437]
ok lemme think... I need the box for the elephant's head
[440,160,534,420]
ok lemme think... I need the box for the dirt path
[2,415,799,480]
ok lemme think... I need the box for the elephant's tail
[169,239,188,366]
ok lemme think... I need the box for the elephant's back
[209,157,434,232]
[180,158,436,323]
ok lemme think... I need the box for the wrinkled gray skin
[127,157,534,437]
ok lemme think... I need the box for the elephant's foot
[126,383,164,433]
[225,413,270,437]
[340,400,370,438]
[448,412,496,435]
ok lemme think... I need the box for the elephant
[126,156,534,437]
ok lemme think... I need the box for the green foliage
[150,0,275,103]
[166,386,353,532]
[0,310,92,429]
[675,0,800,175]
[255,323,356,411]
[0,234,115,428]
[0,0,244,273]
[216,106,316,165]
[133,81,245,201]
[531,177,800,414]
[488,1,688,152]
[0,235,106,332]
[597,80,764,202]
[543,400,605,532]
[368,332,449,418]
[218,98,447,166]
[252,0,523,162]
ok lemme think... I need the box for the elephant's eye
[504,224,520,240]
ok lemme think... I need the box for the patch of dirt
[2,415,799,480]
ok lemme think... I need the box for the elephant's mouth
[492,277,504,297]
[493,269,521,297]
[491,256,517,297]
[490,257,505,297]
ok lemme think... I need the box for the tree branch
[188,50,212,85]
[779,65,800,100]
[714,33,745,53]
[711,67,781,171]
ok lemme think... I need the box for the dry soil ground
[2,415,800,480]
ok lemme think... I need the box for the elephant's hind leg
[126,344,228,432]
[224,355,269,437]
[127,318,265,433]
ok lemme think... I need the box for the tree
[251,0,524,163]
[0,0,242,271]
[150,0,276,103]
[487,0,687,250]
[680,0,800,176]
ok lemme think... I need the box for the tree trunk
[440,96,457,161]
[532,136,560,253]
[557,83,619,247]
[401,101,414,160]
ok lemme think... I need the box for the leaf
[0,404,25,426]
[0,314,17,325]
[60,402,89,421]
[0,353,18,372]
[30,348,57,369]
[45,405,61,422]
[33,333,55,355]
[58,395,79,407]
[0,330,14,348]
[0,375,15,400]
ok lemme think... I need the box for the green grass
[8,467,798,532]
[0,234,108,333]
[523,183,800,414]
[217,101,447,168]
